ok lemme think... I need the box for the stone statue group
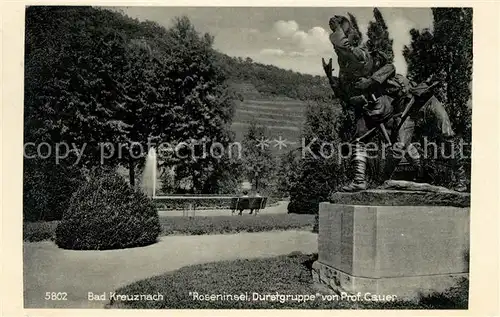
[323,14,467,193]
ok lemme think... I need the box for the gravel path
[23,230,317,308]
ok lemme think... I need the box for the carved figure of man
[323,14,467,192]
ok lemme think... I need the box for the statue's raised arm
[321,57,340,97]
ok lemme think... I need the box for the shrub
[288,157,348,215]
[288,100,349,215]
[55,171,161,250]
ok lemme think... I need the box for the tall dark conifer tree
[366,8,394,63]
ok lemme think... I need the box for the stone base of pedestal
[312,261,468,300]
[313,201,469,300]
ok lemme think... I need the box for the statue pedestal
[312,189,470,300]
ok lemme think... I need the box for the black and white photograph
[16,4,481,310]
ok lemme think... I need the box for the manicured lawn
[159,214,314,236]
[23,214,315,242]
[107,253,468,309]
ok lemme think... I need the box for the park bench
[152,195,267,216]
[230,197,268,215]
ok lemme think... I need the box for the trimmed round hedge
[55,171,161,250]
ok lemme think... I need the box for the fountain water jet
[142,148,157,198]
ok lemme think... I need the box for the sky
[114,7,433,76]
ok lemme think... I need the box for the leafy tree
[366,8,394,62]
[404,8,472,139]
[156,16,236,193]
[24,7,132,170]
[275,150,302,198]
[24,7,173,190]
[24,5,341,215]
[25,8,236,193]
[241,121,277,194]
[105,37,175,187]
[403,8,472,187]
[201,156,244,194]
[24,7,139,220]
[288,100,348,214]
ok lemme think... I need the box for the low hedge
[154,196,280,210]
[23,221,60,242]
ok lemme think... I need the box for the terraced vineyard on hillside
[231,98,307,154]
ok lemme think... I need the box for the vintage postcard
[1,1,499,316]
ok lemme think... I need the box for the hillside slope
[228,82,307,150]
[222,58,335,153]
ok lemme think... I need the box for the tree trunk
[129,157,135,187]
